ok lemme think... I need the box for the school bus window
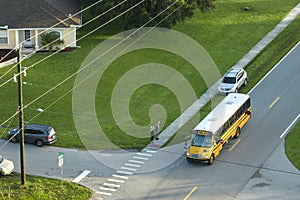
[191,134,213,148]
[187,93,252,165]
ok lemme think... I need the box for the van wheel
[36,140,44,147]
[208,154,214,165]
[11,137,18,143]
[235,127,241,138]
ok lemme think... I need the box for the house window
[24,30,31,41]
[0,29,8,44]
[23,30,33,48]
[50,31,62,41]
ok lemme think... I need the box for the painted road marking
[133,156,149,160]
[229,139,241,152]
[94,135,158,199]
[136,152,152,157]
[249,41,300,95]
[145,149,157,153]
[184,186,197,200]
[112,174,128,179]
[121,167,137,171]
[116,170,133,175]
[269,97,280,108]
[99,187,117,192]
[104,183,120,188]
[125,163,141,168]
[107,178,125,183]
[96,191,112,196]
[280,113,300,138]
[72,170,91,183]
[129,159,145,164]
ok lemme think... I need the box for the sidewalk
[146,2,300,150]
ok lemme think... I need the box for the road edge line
[248,41,300,95]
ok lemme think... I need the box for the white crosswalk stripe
[107,178,125,183]
[112,174,128,179]
[129,159,145,164]
[104,183,120,188]
[121,166,137,171]
[99,187,116,192]
[96,191,112,196]
[145,149,157,153]
[116,170,133,175]
[96,144,158,198]
[136,152,152,157]
[133,156,149,160]
[125,163,141,167]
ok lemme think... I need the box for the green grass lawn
[0,0,300,150]
[171,14,300,169]
[0,173,92,200]
[286,121,300,170]
[0,1,300,198]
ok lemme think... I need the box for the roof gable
[0,0,81,29]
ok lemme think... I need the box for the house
[0,0,82,53]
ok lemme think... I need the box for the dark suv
[8,124,57,147]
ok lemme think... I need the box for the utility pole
[17,48,26,185]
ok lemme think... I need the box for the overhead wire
[0,0,127,90]
[23,0,183,125]
[0,0,188,148]
[0,0,105,63]
[0,0,145,129]
[0,0,106,87]
[0,107,18,138]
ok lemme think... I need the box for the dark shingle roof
[0,0,81,29]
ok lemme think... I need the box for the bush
[41,32,64,51]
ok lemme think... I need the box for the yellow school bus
[186,93,252,164]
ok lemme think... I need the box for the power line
[0,0,146,151]
[18,1,145,111]
[22,0,184,124]
[0,0,105,63]
[0,1,145,128]
[0,0,127,89]
[0,0,186,150]
[0,108,17,139]
[0,0,106,85]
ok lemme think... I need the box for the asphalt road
[94,42,300,199]
[0,43,299,200]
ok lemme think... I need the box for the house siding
[0,0,81,51]
[0,27,77,50]
[62,27,77,48]
[0,30,15,49]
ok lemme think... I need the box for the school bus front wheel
[208,154,214,165]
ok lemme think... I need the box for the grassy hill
[0,0,299,150]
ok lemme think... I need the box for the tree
[124,0,195,29]
[196,0,216,12]
[82,0,216,29]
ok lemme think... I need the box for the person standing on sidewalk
[155,121,160,140]
[150,125,155,142]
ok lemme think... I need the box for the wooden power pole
[17,48,26,185]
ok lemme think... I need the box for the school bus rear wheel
[235,127,241,138]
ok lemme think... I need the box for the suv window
[25,129,44,135]
[223,76,236,84]
[237,71,244,81]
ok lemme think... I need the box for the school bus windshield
[191,134,213,148]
